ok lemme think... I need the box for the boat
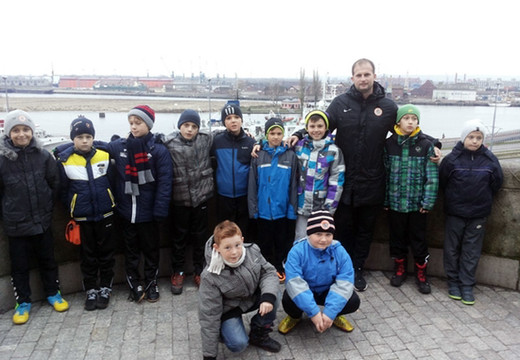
[488,102,511,107]
[264,110,295,122]
[0,119,70,152]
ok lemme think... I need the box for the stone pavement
[1,270,519,360]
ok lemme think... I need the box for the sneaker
[448,285,462,300]
[84,289,98,311]
[461,287,475,305]
[415,262,431,294]
[333,315,354,332]
[354,268,368,292]
[390,258,407,287]
[193,274,201,288]
[129,285,145,303]
[146,282,160,302]
[171,272,184,295]
[97,287,111,309]
[278,315,301,334]
[47,291,69,312]
[13,302,31,325]
[277,271,286,284]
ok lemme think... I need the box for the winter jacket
[0,136,58,236]
[55,143,115,221]
[211,129,256,198]
[164,131,214,208]
[106,134,173,223]
[285,238,355,320]
[439,142,503,218]
[384,127,439,212]
[199,236,278,358]
[248,140,298,220]
[294,134,345,216]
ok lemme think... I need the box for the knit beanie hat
[305,110,329,129]
[397,104,420,124]
[461,119,487,142]
[265,117,284,135]
[177,109,201,129]
[128,105,155,130]
[70,116,95,140]
[4,109,36,136]
[307,210,336,236]
[221,104,243,123]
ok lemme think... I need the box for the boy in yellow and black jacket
[55,116,116,311]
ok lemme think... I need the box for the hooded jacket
[439,142,503,218]
[248,140,298,220]
[198,236,278,358]
[164,131,214,208]
[0,136,58,236]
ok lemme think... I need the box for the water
[1,105,519,142]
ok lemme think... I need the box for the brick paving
[1,270,519,360]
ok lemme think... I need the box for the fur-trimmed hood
[0,135,45,161]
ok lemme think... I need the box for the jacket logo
[374,107,383,116]
[97,163,106,174]
[415,146,422,153]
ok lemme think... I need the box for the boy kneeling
[279,210,360,334]
[199,220,281,359]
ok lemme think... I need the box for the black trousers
[256,218,295,272]
[388,210,429,263]
[334,203,380,270]
[120,219,160,286]
[216,194,251,239]
[8,228,60,304]
[282,289,360,319]
[79,217,116,290]
[170,202,209,275]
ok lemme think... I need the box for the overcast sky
[2,0,518,81]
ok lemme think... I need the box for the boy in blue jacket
[107,105,173,303]
[439,119,503,305]
[248,117,298,283]
[55,116,116,311]
[278,210,360,335]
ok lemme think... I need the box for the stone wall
[1,159,519,313]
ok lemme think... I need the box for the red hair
[213,220,242,245]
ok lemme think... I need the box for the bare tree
[298,68,306,119]
[311,69,322,107]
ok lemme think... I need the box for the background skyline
[2,0,518,81]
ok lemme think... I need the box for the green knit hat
[396,104,420,124]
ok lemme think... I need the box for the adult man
[288,59,440,291]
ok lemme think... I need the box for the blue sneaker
[47,291,69,312]
[13,302,31,325]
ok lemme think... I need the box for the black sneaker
[85,289,97,311]
[146,282,160,303]
[129,285,145,303]
[354,268,368,292]
[97,287,111,309]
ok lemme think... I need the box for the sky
[2,0,518,81]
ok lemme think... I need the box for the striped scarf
[124,132,155,196]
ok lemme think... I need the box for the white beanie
[5,110,36,136]
[461,119,487,142]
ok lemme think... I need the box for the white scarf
[207,247,247,275]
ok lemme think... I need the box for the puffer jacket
[55,143,115,221]
[107,133,173,223]
[164,131,214,207]
[247,140,298,220]
[326,82,398,206]
[285,238,355,320]
[0,136,58,236]
[294,134,345,216]
[198,236,278,358]
[439,141,503,218]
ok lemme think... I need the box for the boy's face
[214,234,244,264]
[180,122,199,140]
[10,125,33,148]
[73,134,94,153]
[128,115,150,138]
[308,232,333,250]
[267,127,284,147]
[463,130,484,151]
[307,119,327,140]
[224,114,242,135]
[398,114,419,135]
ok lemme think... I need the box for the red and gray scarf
[124,133,155,196]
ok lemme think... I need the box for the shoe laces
[416,264,427,282]
[99,287,111,298]
[15,302,31,314]
[48,292,65,304]
[86,289,97,300]
[395,259,406,276]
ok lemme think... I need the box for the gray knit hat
[4,110,36,136]
[128,105,155,130]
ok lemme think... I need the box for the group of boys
[0,57,504,359]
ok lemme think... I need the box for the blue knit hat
[177,109,201,129]
[70,116,95,140]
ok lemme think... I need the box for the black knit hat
[265,117,284,135]
[221,104,243,123]
[70,116,95,140]
[307,210,336,236]
[177,109,201,129]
